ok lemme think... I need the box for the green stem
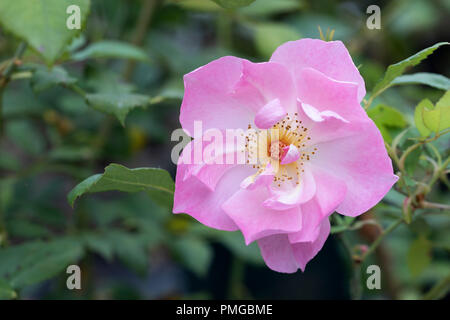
[428,156,450,191]
[422,201,450,211]
[363,85,392,110]
[399,130,450,172]
[228,257,246,299]
[65,83,87,98]
[123,0,159,81]
[217,11,233,49]
[398,143,422,172]
[362,218,404,262]
[423,275,450,300]
[1,42,27,81]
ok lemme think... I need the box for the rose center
[269,140,288,160]
[244,112,317,187]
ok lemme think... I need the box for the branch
[423,275,450,300]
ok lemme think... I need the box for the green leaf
[172,237,213,276]
[6,220,51,239]
[81,233,114,261]
[0,239,84,289]
[392,72,450,91]
[403,141,422,176]
[30,65,77,93]
[67,163,174,208]
[367,104,407,143]
[71,40,149,61]
[414,99,434,137]
[407,235,432,277]
[6,120,46,155]
[108,231,149,275]
[253,23,301,59]
[371,42,449,98]
[85,93,153,125]
[414,92,450,136]
[211,0,255,9]
[423,91,450,133]
[0,0,91,65]
[0,279,17,300]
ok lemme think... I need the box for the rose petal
[289,167,347,243]
[174,160,253,231]
[295,67,366,123]
[222,186,302,245]
[263,166,316,210]
[240,162,275,190]
[292,218,331,271]
[270,38,366,102]
[254,98,286,129]
[280,144,301,165]
[312,119,398,216]
[180,57,297,135]
[258,234,299,273]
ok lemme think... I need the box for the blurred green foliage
[0,0,448,300]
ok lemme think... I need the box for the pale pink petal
[280,144,301,165]
[311,166,348,218]
[297,101,358,146]
[181,131,245,191]
[180,57,296,135]
[174,154,254,230]
[257,218,331,273]
[180,56,255,135]
[254,99,286,129]
[263,166,316,210]
[238,60,297,114]
[289,167,347,243]
[240,162,274,190]
[295,68,366,123]
[292,218,331,271]
[270,38,366,101]
[222,187,302,245]
[312,120,398,216]
[257,234,299,273]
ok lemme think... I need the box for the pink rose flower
[173,38,398,273]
